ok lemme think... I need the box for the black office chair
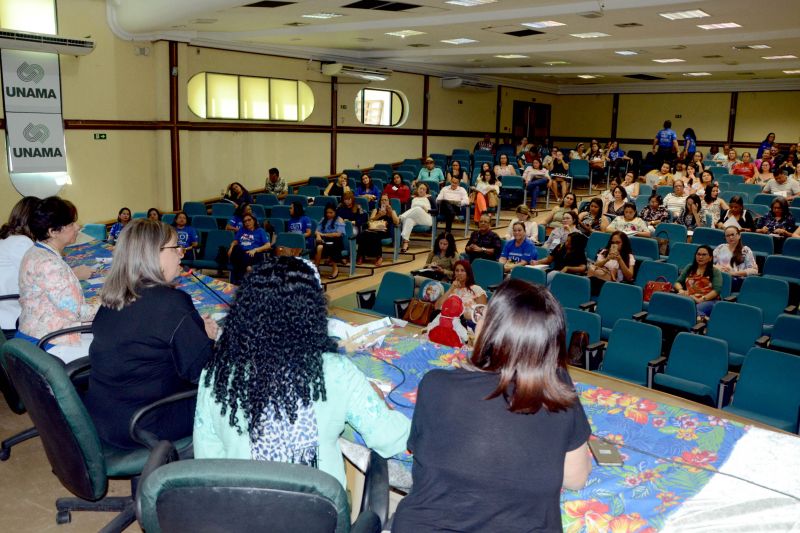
[0,338,189,530]
[0,293,19,340]
[136,451,390,533]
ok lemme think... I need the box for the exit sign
[93,133,107,140]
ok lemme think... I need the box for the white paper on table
[85,277,105,286]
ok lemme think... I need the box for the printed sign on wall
[1,49,62,113]
[5,112,66,173]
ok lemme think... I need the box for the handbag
[643,276,673,302]
[588,264,615,281]
[568,330,590,367]
[367,220,387,232]
[275,246,302,257]
[655,229,670,256]
[403,298,434,326]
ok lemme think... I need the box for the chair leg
[0,426,38,460]
[56,496,135,531]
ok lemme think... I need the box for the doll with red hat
[426,294,468,348]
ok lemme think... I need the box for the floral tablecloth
[341,329,757,533]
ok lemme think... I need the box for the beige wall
[617,93,730,141]
[336,134,419,171]
[427,136,476,156]
[551,94,614,139]
[428,80,495,131]
[735,92,800,144]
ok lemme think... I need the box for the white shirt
[0,235,34,329]
[663,193,687,218]
[436,186,469,206]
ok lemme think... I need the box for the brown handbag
[643,276,673,302]
[403,298,434,326]
[275,246,302,257]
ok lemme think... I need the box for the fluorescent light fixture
[440,38,478,45]
[495,54,529,59]
[783,70,800,74]
[659,9,710,20]
[683,72,712,76]
[748,44,771,49]
[652,58,685,63]
[445,0,497,5]
[615,50,638,56]
[385,30,426,38]
[569,32,610,38]
[301,12,343,19]
[360,74,388,81]
[763,55,798,60]
[521,20,565,29]
[697,22,741,30]
[578,74,601,79]
[544,60,569,65]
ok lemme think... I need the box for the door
[512,101,551,141]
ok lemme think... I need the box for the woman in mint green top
[193,257,410,488]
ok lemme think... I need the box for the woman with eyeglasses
[85,219,217,449]
[713,226,757,291]
[674,245,722,318]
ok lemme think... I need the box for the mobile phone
[609,243,619,254]
[588,439,624,466]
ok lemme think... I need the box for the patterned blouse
[17,243,98,345]
[640,206,670,225]
[756,213,797,235]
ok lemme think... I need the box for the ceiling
[107,0,800,93]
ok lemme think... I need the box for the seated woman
[505,205,539,243]
[640,194,670,232]
[225,202,254,233]
[0,196,39,334]
[447,160,470,187]
[618,171,639,199]
[716,195,756,231]
[194,257,410,488]
[542,192,577,230]
[578,198,609,235]
[436,176,469,234]
[674,245,722,318]
[588,231,635,284]
[356,174,381,211]
[16,197,96,362]
[756,197,796,252]
[85,219,216,449]
[172,211,199,259]
[679,164,702,195]
[522,158,550,209]
[645,162,674,188]
[399,183,434,253]
[223,181,253,207]
[324,174,350,198]
[336,191,367,237]
[435,260,487,330]
[499,222,538,272]
[586,140,607,184]
[543,210,579,251]
[700,183,728,228]
[108,207,131,242]
[383,173,411,209]
[415,232,456,283]
[393,279,591,532]
[533,232,588,285]
[147,208,161,221]
[606,202,651,237]
[676,194,704,231]
[287,201,314,251]
[714,226,758,292]
[314,203,346,279]
[752,160,774,186]
[605,185,629,217]
[471,169,500,223]
[357,195,399,267]
[228,213,271,285]
[493,153,517,178]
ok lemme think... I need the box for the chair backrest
[585,232,609,262]
[656,185,673,200]
[132,211,147,219]
[314,196,337,209]
[501,176,523,189]
[275,232,307,251]
[137,459,352,533]
[249,204,266,221]
[737,277,788,326]
[564,308,602,345]
[568,159,590,177]
[664,242,700,269]
[764,255,800,281]
[666,332,729,401]
[638,184,653,198]
[82,223,107,241]
[706,301,763,356]
[549,272,591,310]
[509,266,546,286]
[732,183,763,198]
[752,193,777,206]
[769,315,800,353]
[629,236,660,261]
[1,340,107,500]
[646,292,698,330]
[298,185,322,197]
[191,215,218,231]
[211,203,235,217]
[368,170,388,182]
[471,259,504,290]
[374,272,415,316]
[691,227,725,247]
[634,196,650,213]
[306,206,325,224]
[395,171,414,184]
[343,169,362,181]
[183,201,207,217]
[354,197,370,214]
[653,223,687,247]
[267,218,286,233]
[373,164,394,175]
[285,195,309,207]
[201,230,235,260]
[162,213,176,225]
[254,193,279,206]
[633,260,679,290]
[601,320,662,384]
[308,177,330,190]
[782,237,800,258]
[731,347,800,432]
[709,166,728,178]
[271,205,291,219]
[596,282,643,330]
[740,231,774,256]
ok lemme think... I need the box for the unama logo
[23,123,49,143]
[6,61,56,99]
[17,62,45,83]
[13,123,62,158]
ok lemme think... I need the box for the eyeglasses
[161,245,185,257]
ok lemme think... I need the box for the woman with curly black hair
[193,257,410,487]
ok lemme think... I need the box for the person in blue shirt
[287,201,314,250]
[314,203,346,279]
[414,157,445,188]
[171,211,199,258]
[757,132,775,159]
[225,203,253,232]
[227,213,270,285]
[682,127,697,163]
[499,222,537,272]
[355,174,381,211]
[108,207,131,242]
[652,119,679,168]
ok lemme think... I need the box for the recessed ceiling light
[652,58,686,63]
[301,12,343,19]
[578,74,602,79]
[521,20,565,29]
[615,50,638,56]
[569,32,610,38]
[440,38,478,45]
[747,44,771,49]
[697,22,741,30]
[385,30,426,38]
[445,0,496,5]
[763,55,798,60]
[544,60,569,65]
[683,72,712,76]
[783,70,800,74]
[495,54,529,59]
[659,9,710,20]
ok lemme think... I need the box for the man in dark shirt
[474,133,495,154]
[464,215,502,262]
[652,119,679,168]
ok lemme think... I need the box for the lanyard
[34,242,60,257]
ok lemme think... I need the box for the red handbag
[643,276,673,302]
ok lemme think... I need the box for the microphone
[186,268,231,307]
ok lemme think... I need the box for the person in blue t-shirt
[172,211,199,258]
[757,132,775,159]
[682,127,697,163]
[652,120,679,168]
[287,201,314,250]
[499,222,538,272]
[108,207,131,242]
[227,213,270,285]
[225,203,253,232]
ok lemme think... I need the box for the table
[65,241,235,315]
[332,308,800,532]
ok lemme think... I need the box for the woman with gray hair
[84,218,218,449]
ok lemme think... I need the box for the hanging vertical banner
[2,48,68,184]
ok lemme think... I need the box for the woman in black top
[85,219,217,449]
[716,195,757,232]
[223,181,252,207]
[393,279,591,532]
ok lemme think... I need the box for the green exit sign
[93,133,107,140]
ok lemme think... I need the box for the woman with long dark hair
[674,244,722,318]
[589,231,634,283]
[313,203,345,279]
[757,132,775,159]
[416,232,457,282]
[435,259,487,326]
[393,279,591,531]
[108,207,131,242]
[677,193,704,230]
[716,195,756,231]
[224,181,253,207]
[713,226,757,291]
[682,127,697,163]
[0,196,39,333]
[578,198,608,235]
[193,257,410,488]
[227,213,271,285]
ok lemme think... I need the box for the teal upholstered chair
[596,319,662,387]
[696,301,763,370]
[580,282,643,340]
[509,265,546,286]
[564,308,604,370]
[82,223,107,241]
[759,314,800,355]
[727,277,792,335]
[356,272,415,317]
[471,259,504,292]
[549,272,591,310]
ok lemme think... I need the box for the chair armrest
[632,311,648,322]
[488,283,501,292]
[586,342,605,371]
[360,451,389,528]
[755,335,770,347]
[134,440,179,524]
[717,372,739,409]
[0,294,19,301]
[357,290,377,310]
[691,322,707,335]
[37,324,93,349]
[647,357,668,389]
[723,295,737,302]
[785,305,797,314]
[579,301,596,312]
[394,298,411,318]
[129,389,198,450]
[64,356,91,380]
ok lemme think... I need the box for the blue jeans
[526,177,549,208]
[696,299,717,318]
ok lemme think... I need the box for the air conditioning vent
[624,74,665,81]
[0,29,94,55]
[321,63,392,81]
[441,77,495,91]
